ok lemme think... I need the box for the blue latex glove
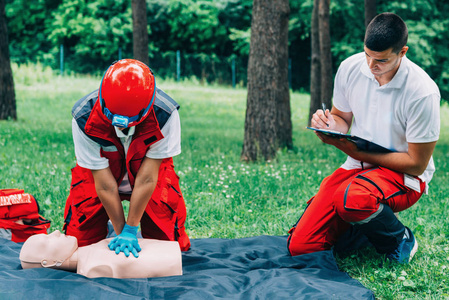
[108,224,141,258]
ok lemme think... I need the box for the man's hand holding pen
[321,103,329,128]
[311,103,335,130]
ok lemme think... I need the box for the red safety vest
[84,100,164,186]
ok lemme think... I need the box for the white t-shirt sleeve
[406,93,440,143]
[72,118,109,170]
[146,109,181,159]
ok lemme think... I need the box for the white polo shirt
[72,110,181,192]
[332,52,440,184]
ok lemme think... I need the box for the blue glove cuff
[122,224,139,236]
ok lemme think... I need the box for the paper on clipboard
[306,127,350,138]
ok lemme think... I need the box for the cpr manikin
[19,230,182,278]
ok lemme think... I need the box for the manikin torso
[75,238,182,278]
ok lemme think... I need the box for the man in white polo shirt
[64,59,190,258]
[288,13,440,263]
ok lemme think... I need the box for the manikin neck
[58,250,79,272]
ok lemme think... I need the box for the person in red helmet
[64,59,190,258]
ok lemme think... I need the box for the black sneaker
[386,227,418,264]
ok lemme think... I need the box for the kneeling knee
[288,236,329,256]
[334,194,379,223]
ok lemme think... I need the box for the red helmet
[99,59,156,128]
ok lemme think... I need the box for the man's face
[364,46,408,78]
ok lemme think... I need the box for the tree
[0,0,16,120]
[308,0,332,123]
[318,0,332,110]
[132,0,149,65]
[365,0,377,28]
[241,0,290,161]
[308,0,321,125]
[275,1,292,151]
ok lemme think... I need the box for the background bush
[5,0,449,98]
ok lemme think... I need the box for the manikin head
[20,230,78,271]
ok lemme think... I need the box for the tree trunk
[241,0,290,161]
[275,1,292,150]
[364,0,377,28]
[318,0,332,110]
[0,0,16,120]
[308,0,321,125]
[132,0,149,66]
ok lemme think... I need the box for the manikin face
[20,230,78,268]
[364,45,408,80]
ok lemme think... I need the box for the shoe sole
[408,237,418,263]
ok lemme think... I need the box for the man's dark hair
[364,13,408,53]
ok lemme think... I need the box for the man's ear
[400,46,409,57]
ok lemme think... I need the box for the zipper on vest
[73,197,92,207]
[161,201,177,213]
[71,180,83,189]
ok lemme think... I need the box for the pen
[322,103,329,127]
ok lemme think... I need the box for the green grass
[1,66,449,299]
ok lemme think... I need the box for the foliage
[2,70,449,298]
[380,0,449,100]
[329,0,449,99]
[329,0,366,68]
[48,0,133,73]
[159,0,227,54]
[5,0,449,97]
[220,0,253,56]
[228,28,251,56]
[5,0,61,67]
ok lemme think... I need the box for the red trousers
[288,167,425,256]
[63,159,190,251]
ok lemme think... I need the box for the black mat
[0,235,374,299]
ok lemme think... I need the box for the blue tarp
[0,235,374,299]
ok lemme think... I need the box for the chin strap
[40,259,64,268]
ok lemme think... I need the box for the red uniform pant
[288,167,425,256]
[63,159,190,251]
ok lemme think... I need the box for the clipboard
[306,127,393,153]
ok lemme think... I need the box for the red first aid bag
[0,189,51,242]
